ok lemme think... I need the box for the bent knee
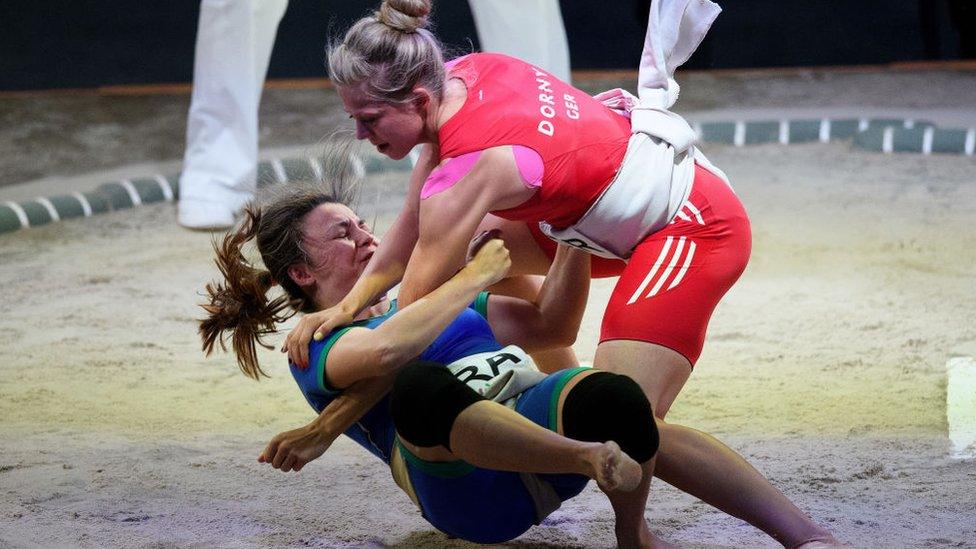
[390,360,483,450]
[562,372,659,463]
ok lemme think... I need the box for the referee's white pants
[468,0,571,82]
[178,0,287,226]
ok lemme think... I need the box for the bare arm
[486,243,591,353]
[325,238,511,388]
[259,238,513,473]
[258,371,396,472]
[343,144,440,310]
[398,146,536,308]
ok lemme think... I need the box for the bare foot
[615,521,677,549]
[794,539,846,549]
[649,536,681,549]
[591,441,642,493]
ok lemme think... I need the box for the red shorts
[527,164,752,365]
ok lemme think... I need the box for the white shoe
[178,199,239,230]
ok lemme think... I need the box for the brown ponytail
[200,207,295,379]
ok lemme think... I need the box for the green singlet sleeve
[315,327,355,394]
[473,291,490,319]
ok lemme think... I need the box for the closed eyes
[333,220,369,239]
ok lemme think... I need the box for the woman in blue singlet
[199,184,659,545]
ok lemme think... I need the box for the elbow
[551,325,578,349]
[530,317,578,350]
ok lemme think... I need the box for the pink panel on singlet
[512,145,543,189]
[420,146,545,200]
[421,150,482,200]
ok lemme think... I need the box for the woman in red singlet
[283,1,839,547]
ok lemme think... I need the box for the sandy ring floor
[1,135,975,547]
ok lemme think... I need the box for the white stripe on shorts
[667,240,697,290]
[646,236,686,298]
[683,201,705,225]
[627,236,674,305]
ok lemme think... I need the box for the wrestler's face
[299,203,379,299]
[339,82,426,160]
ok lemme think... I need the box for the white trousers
[468,0,571,82]
[179,0,288,213]
[179,0,570,211]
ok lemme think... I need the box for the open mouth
[377,143,390,153]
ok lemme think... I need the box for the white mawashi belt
[538,0,726,261]
[539,132,695,260]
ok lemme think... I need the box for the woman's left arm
[258,371,396,473]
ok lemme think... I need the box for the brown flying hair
[198,138,366,379]
[199,186,339,380]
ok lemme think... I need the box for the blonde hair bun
[377,0,431,33]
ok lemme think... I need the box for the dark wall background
[0,0,971,91]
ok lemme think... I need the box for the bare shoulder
[422,144,533,211]
[437,77,468,126]
[466,146,534,208]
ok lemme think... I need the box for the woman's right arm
[284,144,439,368]
[258,370,396,472]
[485,243,591,353]
[324,237,511,388]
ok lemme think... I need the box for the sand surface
[1,137,975,548]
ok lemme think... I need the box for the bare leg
[655,422,837,547]
[481,215,839,545]
[546,370,667,548]
[595,340,839,548]
[606,459,675,549]
[404,399,642,493]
